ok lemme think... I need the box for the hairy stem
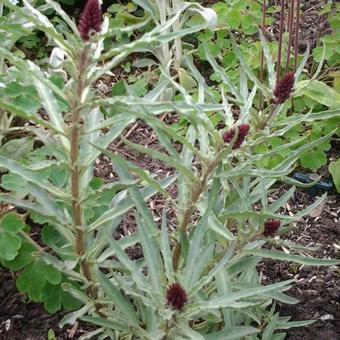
[70,48,98,301]
[172,159,219,270]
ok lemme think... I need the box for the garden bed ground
[0,0,339,339]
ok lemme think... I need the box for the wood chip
[309,201,326,218]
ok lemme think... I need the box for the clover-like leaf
[0,213,25,260]
[16,259,62,302]
[2,241,35,271]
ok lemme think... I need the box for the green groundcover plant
[0,0,340,339]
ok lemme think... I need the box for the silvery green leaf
[295,43,310,81]
[203,44,242,103]
[191,6,217,29]
[160,204,175,283]
[192,279,294,310]
[227,256,261,276]
[277,319,314,330]
[98,232,149,292]
[133,58,158,68]
[26,182,67,224]
[89,175,177,231]
[244,249,340,266]
[44,0,79,36]
[26,61,69,151]
[177,323,206,340]
[186,242,215,288]
[59,304,92,328]
[258,29,276,90]
[96,270,140,328]
[273,108,340,127]
[312,43,326,80]
[81,115,134,193]
[80,316,127,332]
[124,139,195,182]
[61,283,91,304]
[240,85,257,122]
[189,244,235,296]
[78,328,105,340]
[230,33,270,97]
[216,271,233,327]
[49,47,65,69]
[264,290,299,305]
[0,156,66,198]
[208,213,236,241]
[132,0,159,22]
[4,0,73,55]
[205,326,260,339]
[268,187,295,213]
[135,212,164,295]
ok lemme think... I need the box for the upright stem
[259,0,267,111]
[285,0,294,73]
[277,0,285,80]
[70,48,97,301]
[293,0,300,71]
[172,160,218,270]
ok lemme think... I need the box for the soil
[1,0,339,339]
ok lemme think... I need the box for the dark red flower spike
[78,0,102,41]
[263,220,281,237]
[166,283,188,310]
[223,124,250,149]
[273,72,295,104]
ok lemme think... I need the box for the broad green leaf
[296,79,340,109]
[300,150,327,170]
[16,260,62,301]
[2,241,35,271]
[0,213,25,260]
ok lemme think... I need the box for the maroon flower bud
[273,72,295,104]
[223,124,250,149]
[166,283,188,310]
[78,0,102,41]
[263,220,281,237]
